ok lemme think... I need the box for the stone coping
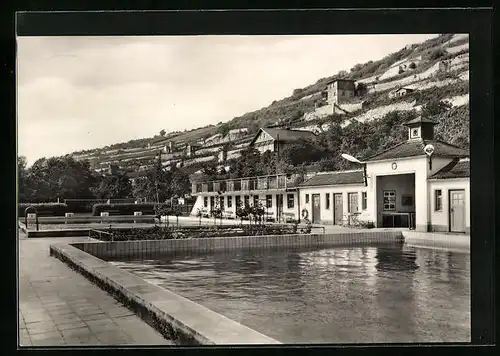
[49,242,281,345]
[402,231,470,252]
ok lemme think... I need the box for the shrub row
[89,224,305,241]
[18,203,68,217]
[91,203,156,216]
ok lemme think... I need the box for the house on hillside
[389,86,416,99]
[248,127,317,154]
[325,78,356,105]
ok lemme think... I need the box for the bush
[18,203,68,217]
[91,203,155,216]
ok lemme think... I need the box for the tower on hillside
[326,78,356,105]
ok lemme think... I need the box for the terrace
[191,173,301,195]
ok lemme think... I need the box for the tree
[355,82,368,97]
[337,70,348,78]
[421,99,452,118]
[18,156,30,202]
[92,171,132,199]
[159,129,166,137]
[24,156,97,202]
[216,123,231,138]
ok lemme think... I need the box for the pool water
[110,244,470,344]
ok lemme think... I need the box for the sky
[17,34,438,166]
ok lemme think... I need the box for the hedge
[91,203,156,216]
[18,203,68,217]
[89,224,304,241]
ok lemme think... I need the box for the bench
[281,212,296,223]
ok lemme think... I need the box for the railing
[191,174,294,194]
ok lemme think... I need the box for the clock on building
[391,162,397,170]
[411,128,420,138]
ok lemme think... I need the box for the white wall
[299,184,366,224]
[366,156,455,231]
[428,178,470,232]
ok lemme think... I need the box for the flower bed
[89,224,310,241]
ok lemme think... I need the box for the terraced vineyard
[68,34,469,178]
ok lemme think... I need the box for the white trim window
[383,190,396,211]
[435,189,442,211]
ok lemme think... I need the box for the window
[219,196,224,208]
[253,195,260,207]
[203,197,208,208]
[266,195,272,208]
[362,192,367,210]
[348,193,359,213]
[235,196,241,207]
[383,190,396,211]
[244,195,250,206]
[287,194,295,209]
[435,190,442,211]
[227,196,233,208]
[305,194,310,204]
[326,193,330,210]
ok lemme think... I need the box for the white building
[190,117,470,234]
[299,116,470,233]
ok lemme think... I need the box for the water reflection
[111,244,470,344]
[375,244,419,272]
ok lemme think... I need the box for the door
[449,190,466,233]
[276,194,283,222]
[333,194,343,225]
[209,197,215,212]
[312,194,321,224]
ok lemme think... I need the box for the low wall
[75,231,404,260]
[402,231,469,251]
[25,215,156,224]
[49,243,281,345]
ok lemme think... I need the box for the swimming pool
[110,244,470,344]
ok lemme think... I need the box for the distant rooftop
[258,127,316,142]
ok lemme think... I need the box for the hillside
[65,34,469,178]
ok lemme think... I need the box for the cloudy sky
[17,34,437,165]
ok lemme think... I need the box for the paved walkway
[18,232,174,346]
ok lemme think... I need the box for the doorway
[312,194,321,224]
[333,193,343,225]
[449,190,466,233]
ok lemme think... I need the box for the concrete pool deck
[18,232,173,347]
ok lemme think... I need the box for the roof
[363,139,470,162]
[300,170,365,187]
[326,78,355,84]
[403,116,438,126]
[429,159,470,179]
[250,128,316,146]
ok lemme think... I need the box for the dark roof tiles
[300,170,365,187]
[429,159,470,179]
[363,139,469,162]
